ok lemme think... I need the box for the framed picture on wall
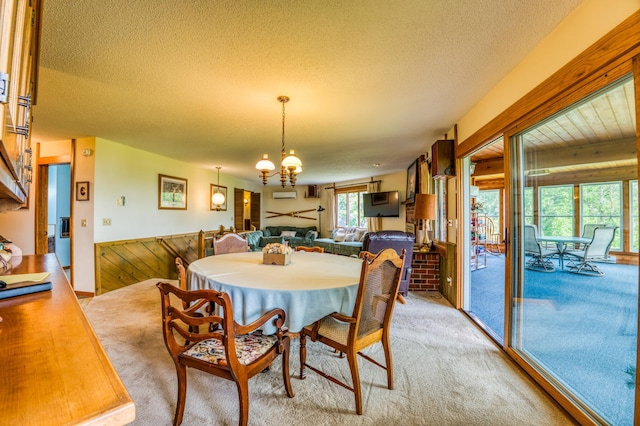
[406,159,418,203]
[76,181,90,201]
[158,174,188,210]
[210,184,227,211]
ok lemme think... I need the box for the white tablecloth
[187,251,362,333]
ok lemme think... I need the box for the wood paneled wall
[94,230,216,295]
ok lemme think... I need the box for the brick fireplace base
[409,251,439,291]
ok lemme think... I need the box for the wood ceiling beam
[524,138,636,170]
[472,158,504,177]
[525,165,637,186]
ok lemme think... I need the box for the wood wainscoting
[94,230,216,295]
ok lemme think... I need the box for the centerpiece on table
[262,242,292,266]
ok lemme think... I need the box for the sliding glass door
[510,75,637,425]
[463,138,507,342]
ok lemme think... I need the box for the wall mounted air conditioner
[273,192,297,200]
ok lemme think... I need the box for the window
[434,179,447,241]
[580,182,622,250]
[539,185,573,236]
[478,189,501,238]
[632,180,638,252]
[524,187,534,225]
[336,186,367,227]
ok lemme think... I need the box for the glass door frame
[455,13,640,423]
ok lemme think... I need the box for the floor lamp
[414,194,436,249]
[317,205,325,238]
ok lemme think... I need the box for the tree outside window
[336,187,367,227]
[539,185,573,236]
[581,182,622,250]
[524,187,534,226]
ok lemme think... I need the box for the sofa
[315,226,368,257]
[239,230,265,252]
[259,226,318,249]
[362,231,415,296]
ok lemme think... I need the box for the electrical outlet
[81,219,87,227]
[103,218,112,226]
[117,196,125,206]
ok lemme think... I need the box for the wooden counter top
[0,254,135,425]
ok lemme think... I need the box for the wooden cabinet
[471,212,486,270]
[431,139,455,179]
[0,0,41,210]
[0,254,135,424]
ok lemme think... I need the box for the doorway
[234,188,260,231]
[462,137,506,343]
[47,164,71,269]
[36,142,73,285]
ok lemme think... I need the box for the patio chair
[564,223,607,254]
[214,232,248,255]
[299,248,405,415]
[157,282,294,426]
[565,226,617,276]
[524,224,559,272]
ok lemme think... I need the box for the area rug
[81,279,574,425]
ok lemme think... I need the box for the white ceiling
[33,0,582,186]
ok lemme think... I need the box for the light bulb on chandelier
[255,96,302,187]
[212,166,225,210]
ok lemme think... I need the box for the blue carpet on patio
[469,254,638,426]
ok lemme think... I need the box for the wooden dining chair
[294,246,324,253]
[214,233,249,255]
[299,248,405,415]
[157,282,294,426]
[175,257,187,290]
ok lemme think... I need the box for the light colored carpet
[81,279,576,425]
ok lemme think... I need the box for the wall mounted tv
[363,191,400,217]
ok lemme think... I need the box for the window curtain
[420,158,430,193]
[327,186,336,235]
[367,181,382,232]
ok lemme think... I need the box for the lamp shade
[414,194,436,220]
[212,191,225,206]
[281,149,302,169]
[256,154,276,171]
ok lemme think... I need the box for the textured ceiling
[33,0,582,185]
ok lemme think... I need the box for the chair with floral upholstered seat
[157,282,294,426]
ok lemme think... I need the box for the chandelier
[256,95,302,187]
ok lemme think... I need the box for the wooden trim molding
[38,154,71,165]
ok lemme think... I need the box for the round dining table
[187,251,362,333]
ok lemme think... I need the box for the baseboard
[75,290,94,298]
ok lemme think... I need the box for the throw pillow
[333,231,346,242]
[355,228,367,241]
[280,230,297,237]
[330,228,342,239]
[344,233,356,242]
